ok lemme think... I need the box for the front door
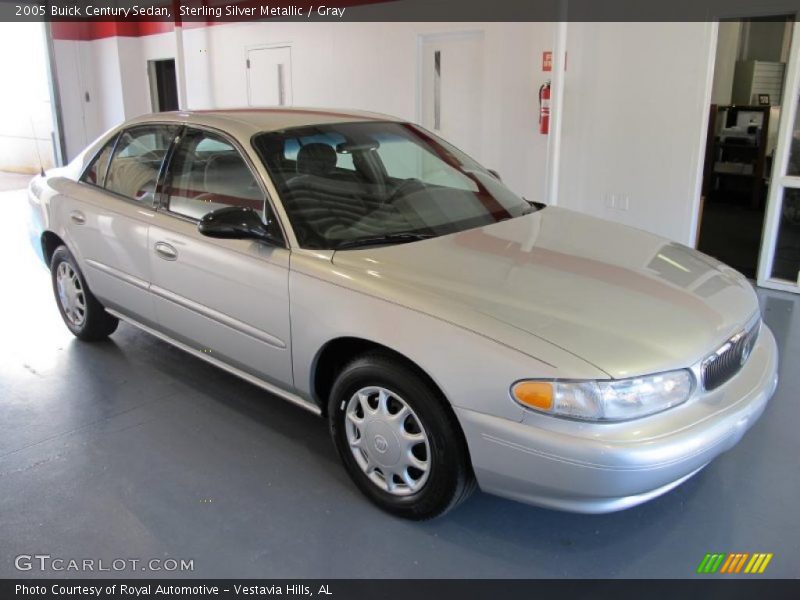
[148,127,293,386]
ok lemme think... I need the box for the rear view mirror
[337,140,380,154]
[198,207,282,245]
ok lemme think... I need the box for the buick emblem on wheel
[374,435,389,453]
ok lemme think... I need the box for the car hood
[331,207,760,378]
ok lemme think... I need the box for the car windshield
[252,121,535,250]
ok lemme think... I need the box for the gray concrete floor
[1,172,798,579]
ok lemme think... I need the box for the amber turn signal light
[512,381,553,410]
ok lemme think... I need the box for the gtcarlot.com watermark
[15,554,194,573]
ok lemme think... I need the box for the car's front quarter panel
[458,324,778,512]
[288,251,608,423]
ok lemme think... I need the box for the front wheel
[328,353,475,520]
[50,245,119,341]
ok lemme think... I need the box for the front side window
[104,125,178,205]
[252,121,533,250]
[164,129,265,221]
[80,135,117,187]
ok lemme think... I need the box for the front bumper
[457,324,779,513]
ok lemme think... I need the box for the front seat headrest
[296,143,337,177]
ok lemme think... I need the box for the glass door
[759,21,800,292]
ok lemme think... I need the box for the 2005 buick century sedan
[28,108,778,519]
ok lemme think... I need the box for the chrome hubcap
[56,262,86,327]
[345,386,430,496]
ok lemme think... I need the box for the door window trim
[156,123,289,248]
[78,131,120,190]
[79,123,180,209]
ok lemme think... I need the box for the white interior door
[758,21,800,293]
[419,32,484,159]
[247,46,292,107]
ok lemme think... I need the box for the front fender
[288,255,606,422]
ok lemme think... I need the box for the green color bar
[697,554,713,574]
[709,554,725,573]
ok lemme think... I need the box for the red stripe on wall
[51,21,175,41]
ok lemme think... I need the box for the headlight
[511,370,694,421]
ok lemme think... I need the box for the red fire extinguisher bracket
[539,81,551,135]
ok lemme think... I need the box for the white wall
[121,32,179,117]
[53,38,107,158]
[0,23,55,173]
[54,31,178,159]
[51,20,726,247]
[181,21,554,201]
[54,22,554,202]
[557,22,715,245]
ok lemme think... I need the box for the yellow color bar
[758,553,773,574]
[746,554,766,573]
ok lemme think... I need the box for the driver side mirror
[198,206,282,245]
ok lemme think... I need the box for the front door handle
[69,211,86,225]
[154,241,178,261]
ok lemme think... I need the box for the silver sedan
[27,109,778,519]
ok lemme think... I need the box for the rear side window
[80,135,117,187]
[164,129,265,220]
[104,125,178,205]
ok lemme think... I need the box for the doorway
[418,31,484,160]
[247,46,292,107]
[147,59,179,112]
[698,17,793,279]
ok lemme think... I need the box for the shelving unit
[702,104,771,209]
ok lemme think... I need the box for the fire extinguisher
[539,81,551,135]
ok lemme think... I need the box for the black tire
[328,352,475,520]
[50,245,119,341]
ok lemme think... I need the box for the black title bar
[1,0,800,23]
[3,579,800,600]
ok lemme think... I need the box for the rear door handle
[154,241,178,261]
[69,211,86,225]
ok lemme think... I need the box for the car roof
[125,107,402,138]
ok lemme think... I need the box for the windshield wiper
[335,232,436,250]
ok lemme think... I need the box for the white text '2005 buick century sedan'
[28,108,778,519]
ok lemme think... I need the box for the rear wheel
[328,352,475,519]
[50,245,118,341]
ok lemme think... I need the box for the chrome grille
[701,319,761,391]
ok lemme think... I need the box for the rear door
[63,124,178,326]
[148,127,293,387]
